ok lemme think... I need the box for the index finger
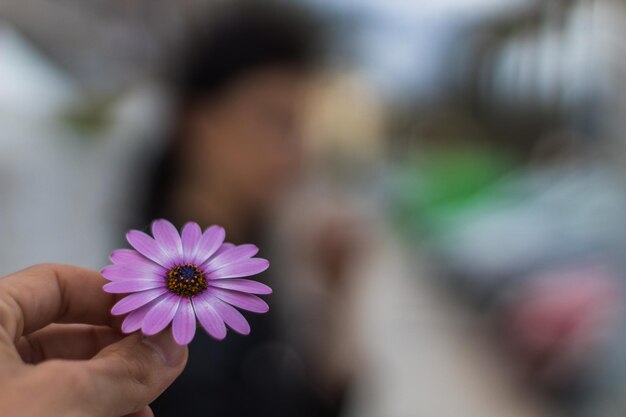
[0,264,116,340]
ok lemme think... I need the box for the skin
[0,264,188,417]
[167,68,308,242]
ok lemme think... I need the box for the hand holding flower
[0,219,270,417]
[0,264,187,417]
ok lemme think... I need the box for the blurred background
[2,0,626,416]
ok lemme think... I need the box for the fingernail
[142,332,186,367]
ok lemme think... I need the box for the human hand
[308,205,370,288]
[0,264,188,417]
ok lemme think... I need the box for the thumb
[84,331,187,417]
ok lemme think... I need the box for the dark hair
[143,0,322,223]
[173,0,321,101]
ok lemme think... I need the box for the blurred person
[138,2,356,417]
[144,1,315,243]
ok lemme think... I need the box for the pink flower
[102,219,271,345]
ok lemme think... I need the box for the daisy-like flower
[102,219,271,345]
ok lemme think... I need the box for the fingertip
[87,332,187,415]
[123,405,154,417]
[141,331,188,368]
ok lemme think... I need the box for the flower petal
[172,298,196,345]
[209,288,269,313]
[181,222,202,262]
[206,297,250,335]
[209,279,272,295]
[111,287,169,316]
[103,279,165,293]
[101,265,165,282]
[191,225,225,265]
[207,258,269,279]
[192,296,227,340]
[110,248,138,264]
[126,230,171,267]
[142,294,181,336]
[204,244,259,271]
[109,249,167,274]
[121,296,165,333]
[212,243,236,258]
[151,219,183,265]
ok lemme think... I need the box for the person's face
[186,68,308,210]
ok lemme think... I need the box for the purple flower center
[166,264,207,298]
